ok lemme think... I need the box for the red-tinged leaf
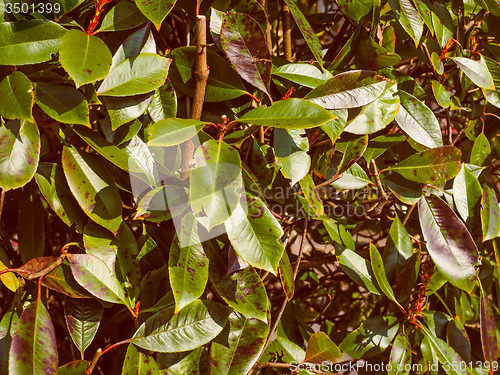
[16,256,59,279]
[210,311,270,375]
[9,300,58,374]
[481,185,500,241]
[282,0,324,70]
[42,261,94,298]
[418,195,481,293]
[480,285,498,369]
[388,146,462,185]
[64,298,103,358]
[305,70,389,109]
[122,343,160,374]
[304,331,343,364]
[58,360,90,375]
[220,11,272,99]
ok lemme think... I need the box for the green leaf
[122,343,160,375]
[98,0,149,32]
[9,300,58,374]
[132,300,231,353]
[279,250,294,300]
[103,92,154,130]
[480,285,498,366]
[42,260,94,298]
[58,360,90,375]
[157,348,203,374]
[323,219,356,249]
[344,81,399,134]
[134,184,188,222]
[220,11,272,98]
[452,164,482,225]
[418,195,481,293]
[388,332,411,375]
[135,0,175,30]
[64,298,103,359]
[431,80,451,108]
[320,109,347,144]
[97,53,171,97]
[0,245,19,292]
[35,82,89,126]
[239,98,335,128]
[206,240,269,323]
[282,0,324,70]
[336,248,380,295]
[147,118,206,147]
[383,173,423,204]
[383,214,413,283]
[388,0,423,45]
[388,146,461,185]
[330,163,371,189]
[17,189,45,262]
[67,253,133,307]
[0,20,66,65]
[305,70,389,109]
[274,128,310,185]
[339,316,400,358]
[225,193,285,275]
[447,316,471,363]
[431,52,445,74]
[336,134,368,175]
[481,185,500,241]
[59,29,112,87]
[304,331,343,364]
[451,57,495,90]
[148,80,177,121]
[370,243,405,311]
[210,311,270,375]
[0,71,33,121]
[273,63,332,88]
[337,0,373,21]
[395,90,443,148]
[190,140,243,230]
[0,120,40,191]
[470,132,491,166]
[299,174,324,218]
[169,214,209,314]
[110,24,156,70]
[52,0,85,18]
[62,146,122,233]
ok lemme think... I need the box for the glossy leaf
[135,0,175,30]
[0,246,19,292]
[103,92,154,130]
[452,164,482,224]
[419,195,481,293]
[304,331,343,364]
[59,29,112,87]
[336,134,368,175]
[132,300,231,353]
[336,248,380,295]
[337,0,372,21]
[305,70,389,109]
[122,343,160,375]
[9,300,58,374]
[0,71,33,121]
[98,0,149,32]
[225,194,285,275]
[481,185,500,241]
[0,20,66,65]
[35,82,89,126]
[388,0,423,45]
[388,146,461,185]
[451,57,495,90]
[388,332,411,375]
[480,285,498,367]
[470,133,491,166]
[431,80,451,108]
[339,315,400,358]
[0,120,40,191]
[395,90,442,148]
[58,360,90,375]
[147,118,205,147]
[97,53,171,97]
[383,214,413,283]
[210,311,269,375]
[273,63,331,88]
[239,98,335,129]
[220,11,272,98]
[62,146,122,232]
[274,128,310,185]
[42,261,94,298]
[156,348,203,374]
[110,24,156,70]
[64,298,103,358]
[148,80,177,121]
[299,174,324,217]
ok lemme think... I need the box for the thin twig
[422,42,439,80]
[402,203,416,226]
[314,173,343,189]
[259,0,273,51]
[370,159,389,200]
[445,108,453,145]
[282,0,292,62]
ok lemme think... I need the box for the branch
[281,0,292,62]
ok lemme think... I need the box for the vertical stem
[281,0,292,62]
[181,15,208,180]
[260,0,273,52]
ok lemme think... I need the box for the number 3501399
[6,1,60,14]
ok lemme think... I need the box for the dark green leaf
[17,189,44,262]
[0,71,33,121]
[58,360,90,375]
[135,0,175,30]
[336,248,380,295]
[481,185,500,241]
[279,250,294,300]
[103,92,153,130]
[98,0,148,32]
[121,343,160,375]
[388,0,423,45]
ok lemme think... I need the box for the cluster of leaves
[0,0,500,374]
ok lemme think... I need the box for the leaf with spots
[135,0,176,30]
[388,146,461,185]
[205,239,269,323]
[389,332,411,375]
[220,11,272,99]
[395,90,442,149]
[210,311,270,375]
[122,343,160,375]
[132,300,231,353]
[387,0,423,46]
[304,331,343,364]
[42,260,95,298]
[59,29,112,88]
[169,213,209,314]
[282,0,324,70]
[225,193,285,275]
[0,120,40,191]
[480,285,498,369]
[481,184,500,241]
[64,298,103,359]
[336,134,368,175]
[62,145,122,233]
[58,360,90,375]
[97,53,171,97]
[451,57,495,90]
[0,71,34,122]
[298,174,324,218]
[470,132,491,167]
[418,195,481,293]
[279,249,294,300]
[9,300,58,375]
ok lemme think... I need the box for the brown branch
[260,0,273,52]
[282,0,292,62]
[27,254,66,280]
[370,159,389,200]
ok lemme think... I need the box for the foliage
[0,0,500,374]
